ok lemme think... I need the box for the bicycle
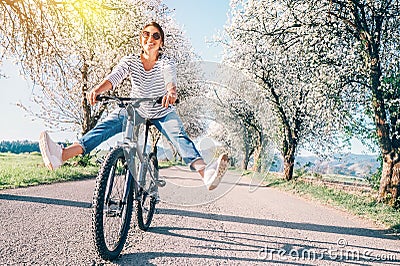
[91,94,166,261]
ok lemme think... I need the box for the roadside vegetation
[158,160,185,169]
[244,170,400,236]
[0,152,98,190]
[0,151,186,190]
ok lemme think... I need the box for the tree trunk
[367,51,400,207]
[281,126,297,181]
[379,153,400,208]
[241,156,250,170]
[283,154,295,181]
[165,140,181,162]
[393,163,400,208]
[252,131,264,172]
[252,144,262,173]
[241,146,253,170]
[282,136,296,181]
[81,60,91,135]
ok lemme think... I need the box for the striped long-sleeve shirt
[105,54,177,119]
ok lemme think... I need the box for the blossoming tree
[222,0,348,180]
[1,0,201,139]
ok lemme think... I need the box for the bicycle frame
[122,121,151,203]
[99,96,160,204]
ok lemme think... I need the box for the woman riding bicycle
[39,21,228,190]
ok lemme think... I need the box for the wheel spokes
[103,158,129,249]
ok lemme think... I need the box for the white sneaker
[39,131,63,170]
[203,154,229,191]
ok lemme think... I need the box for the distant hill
[270,154,380,178]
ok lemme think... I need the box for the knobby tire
[92,147,133,261]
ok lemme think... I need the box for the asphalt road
[0,167,399,265]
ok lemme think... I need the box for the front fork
[122,115,156,202]
[121,113,140,202]
[122,144,141,203]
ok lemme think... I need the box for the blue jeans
[79,108,202,168]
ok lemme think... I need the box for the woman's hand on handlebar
[87,80,113,106]
[162,84,178,108]
[87,89,100,106]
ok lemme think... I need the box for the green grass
[0,152,98,190]
[0,153,181,190]
[158,160,185,169]
[261,172,400,235]
[305,173,370,186]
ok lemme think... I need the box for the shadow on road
[119,251,313,266]
[1,193,398,265]
[156,208,395,240]
[0,194,91,208]
[117,224,399,265]
[109,208,399,265]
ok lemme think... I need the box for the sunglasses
[141,31,161,40]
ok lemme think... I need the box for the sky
[0,0,372,154]
[163,0,230,61]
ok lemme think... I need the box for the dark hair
[142,21,165,44]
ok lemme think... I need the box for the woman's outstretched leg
[152,111,229,190]
[39,108,129,171]
[39,131,84,170]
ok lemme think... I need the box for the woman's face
[140,25,163,54]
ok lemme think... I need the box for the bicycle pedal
[156,179,166,187]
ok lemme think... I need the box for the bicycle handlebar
[95,95,164,106]
[96,94,179,106]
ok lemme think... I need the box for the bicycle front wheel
[92,147,133,261]
[136,153,158,231]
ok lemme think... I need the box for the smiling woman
[39,21,229,191]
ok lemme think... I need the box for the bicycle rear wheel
[136,153,158,231]
[92,146,133,260]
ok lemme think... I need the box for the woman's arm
[162,82,177,108]
[162,57,178,108]
[87,80,113,106]
[87,55,132,106]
